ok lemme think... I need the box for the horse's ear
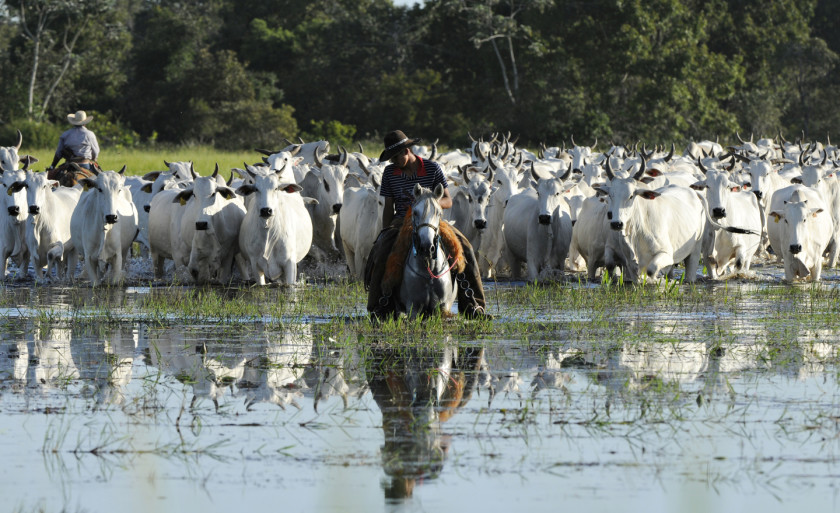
[434,183,444,200]
[413,183,423,198]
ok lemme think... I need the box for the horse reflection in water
[365,342,484,500]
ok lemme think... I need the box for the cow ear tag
[179,197,188,205]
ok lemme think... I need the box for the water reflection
[364,342,484,500]
[238,327,312,410]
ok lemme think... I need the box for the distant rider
[50,110,100,172]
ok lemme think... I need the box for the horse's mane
[382,207,466,293]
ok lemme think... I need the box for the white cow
[502,165,573,281]
[340,174,383,279]
[692,162,763,278]
[67,168,138,285]
[569,195,615,280]
[0,164,30,278]
[147,188,186,279]
[237,164,314,285]
[300,154,347,261]
[445,166,493,251]
[278,139,330,167]
[598,157,706,283]
[767,185,834,282]
[171,165,247,284]
[796,160,840,267]
[12,170,82,281]
[479,159,526,277]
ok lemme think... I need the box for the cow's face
[0,147,20,173]
[492,164,522,203]
[464,174,492,230]
[535,178,564,225]
[25,171,58,216]
[745,161,774,201]
[600,177,659,232]
[84,171,127,226]
[267,151,302,183]
[772,199,823,257]
[569,146,592,174]
[1,168,28,223]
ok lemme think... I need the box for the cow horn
[298,136,305,144]
[314,150,323,168]
[358,142,364,154]
[664,142,675,162]
[164,159,171,168]
[634,154,647,180]
[275,162,288,176]
[592,137,598,150]
[474,143,484,161]
[339,146,348,166]
[570,134,576,147]
[697,157,709,175]
[255,148,276,156]
[118,165,126,175]
[822,149,828,166]
[468,131,477,143]
[604,156,615,181]
[190,162,198,179]
[15,129,22,151]
[488,157,497,170]
[360,160,371,176]
[538,147,544,159]
[485,166,494,184]
[510,134,519,146]
[779,130,788,144]
[558,161,572,181]
[429,143,437,161]
[530,162,543,181]
[737,131,746,144]
[489,132,499,144]
[827,133,831,147]
[799,149,807,166]
[500,142,509,160]
[212,163,219,178]
[515,153,523,170]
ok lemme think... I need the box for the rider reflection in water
[366,344,485,499]
[365,130,490,320]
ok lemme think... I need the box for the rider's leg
[365,223,401,317]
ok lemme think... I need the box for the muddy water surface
[1,268,840,513]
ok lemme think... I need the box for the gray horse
[398,184,458,318]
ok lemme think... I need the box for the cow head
[530,165,566,226]
[80,168,129,227]
[744,159,776,202]
[238,163,303,224]
[0,130,23,173]
[304,161,347,216]
[770,197,824,260]
[459,167,493,230]
[1,165,28,224]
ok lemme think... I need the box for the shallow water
[2,259,840,512]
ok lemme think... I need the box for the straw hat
[379,130,421,162]
[67,110,93,126]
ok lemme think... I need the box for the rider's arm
[89,130,100,161]
[439,188,452,210]
[382,197,395,227]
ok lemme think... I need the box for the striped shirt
[380,157,448,219]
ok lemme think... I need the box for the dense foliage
[0,0,837,149]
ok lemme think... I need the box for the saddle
[48,161,99,187]
[381,212,466,293]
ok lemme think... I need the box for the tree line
[0,0,837,151]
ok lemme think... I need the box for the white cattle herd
[1,129,839,286]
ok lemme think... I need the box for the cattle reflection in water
[364,343,484,500]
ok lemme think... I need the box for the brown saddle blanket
[48,162,99,187]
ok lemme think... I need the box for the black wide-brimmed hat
[379,130,422,162]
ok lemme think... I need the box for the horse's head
[411,183,445,262]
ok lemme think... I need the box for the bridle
[411,195,456,279]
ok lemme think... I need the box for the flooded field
[3,260,840,512]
